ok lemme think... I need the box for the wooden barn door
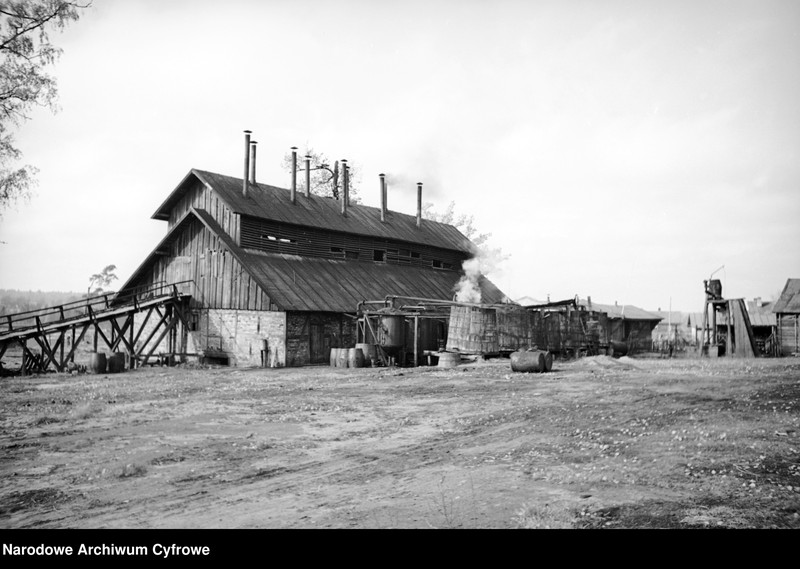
[309,323,328,364]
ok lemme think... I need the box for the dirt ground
[1,354,799,529]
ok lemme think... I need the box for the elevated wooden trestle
[0,282,192,375]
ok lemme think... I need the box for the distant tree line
[0,288,83,316]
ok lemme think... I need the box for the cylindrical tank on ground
[437,351,460,368]
[510,350,547,373]
[379,315,405,348]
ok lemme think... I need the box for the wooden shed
[773,278,800,357]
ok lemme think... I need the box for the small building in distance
[773,279,800,357]
[578,299,662,353]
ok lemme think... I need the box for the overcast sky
[1,0,798,312]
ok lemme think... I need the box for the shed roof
[773,278,800,314]
[579,299,662,321]
[153,169,476,254]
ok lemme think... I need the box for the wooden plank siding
[777,314,799,356]
[124,215,273,312]
[240,215,467,270]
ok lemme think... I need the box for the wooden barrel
[510,350,546,373]
[107,352,126,373]
[330,348,339,367]
[88,352,107,374]
[347,348,365,368]
[336,348,349,368]
[355,343,376,367]
[437,351,460,368]
[543,351,554,372]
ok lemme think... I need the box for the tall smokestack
[341,159,348,216]
[305,155,311,198]
[243,130,251,197]
[379,174,386,222]
[290,147,297,204]
[416,182,423,228]
[249,141,257,184]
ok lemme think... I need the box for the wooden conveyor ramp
[0,282,192,375]
[728,298,759,358]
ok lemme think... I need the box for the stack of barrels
[330,345,371,368]
[510,349,553,373]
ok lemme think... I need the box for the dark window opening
[331,247,343,253]
[374,250,386,262]
[432,260,443,268]
[410,251,420,259]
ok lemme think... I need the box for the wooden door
[309,324,327,364]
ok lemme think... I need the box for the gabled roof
[152,169,476,254]
[120,207,506,313]
[773,278,800,314]
[579,299,662,321]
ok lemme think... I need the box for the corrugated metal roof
[238,249,507,312]
[124,207,507,313]
[153,169,476,254]
[773,278,800,314]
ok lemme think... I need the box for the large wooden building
[116,160,506,367]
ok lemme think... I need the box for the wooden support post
[726,300,732,357]
[64,324,91,365]
[20,340,26,376]
[414,315,419,367]
[129,313,135,369]
[141,314,179,366]
[135,309,171,364]
[132,306,155,350]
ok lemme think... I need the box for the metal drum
[510,350,546,373]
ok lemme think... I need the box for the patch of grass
[119,463,147,478]
[0,488,71,515]
[31,415,61,426]
[70,401,104,421]
[512,502,575,529]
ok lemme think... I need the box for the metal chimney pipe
[290,147,298,204]
[249,141,257,185]
[341,159,348,216]
[379,174,386,222]
[416,182,423,228]
[243,130,252,197]
[304,155,311,198]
